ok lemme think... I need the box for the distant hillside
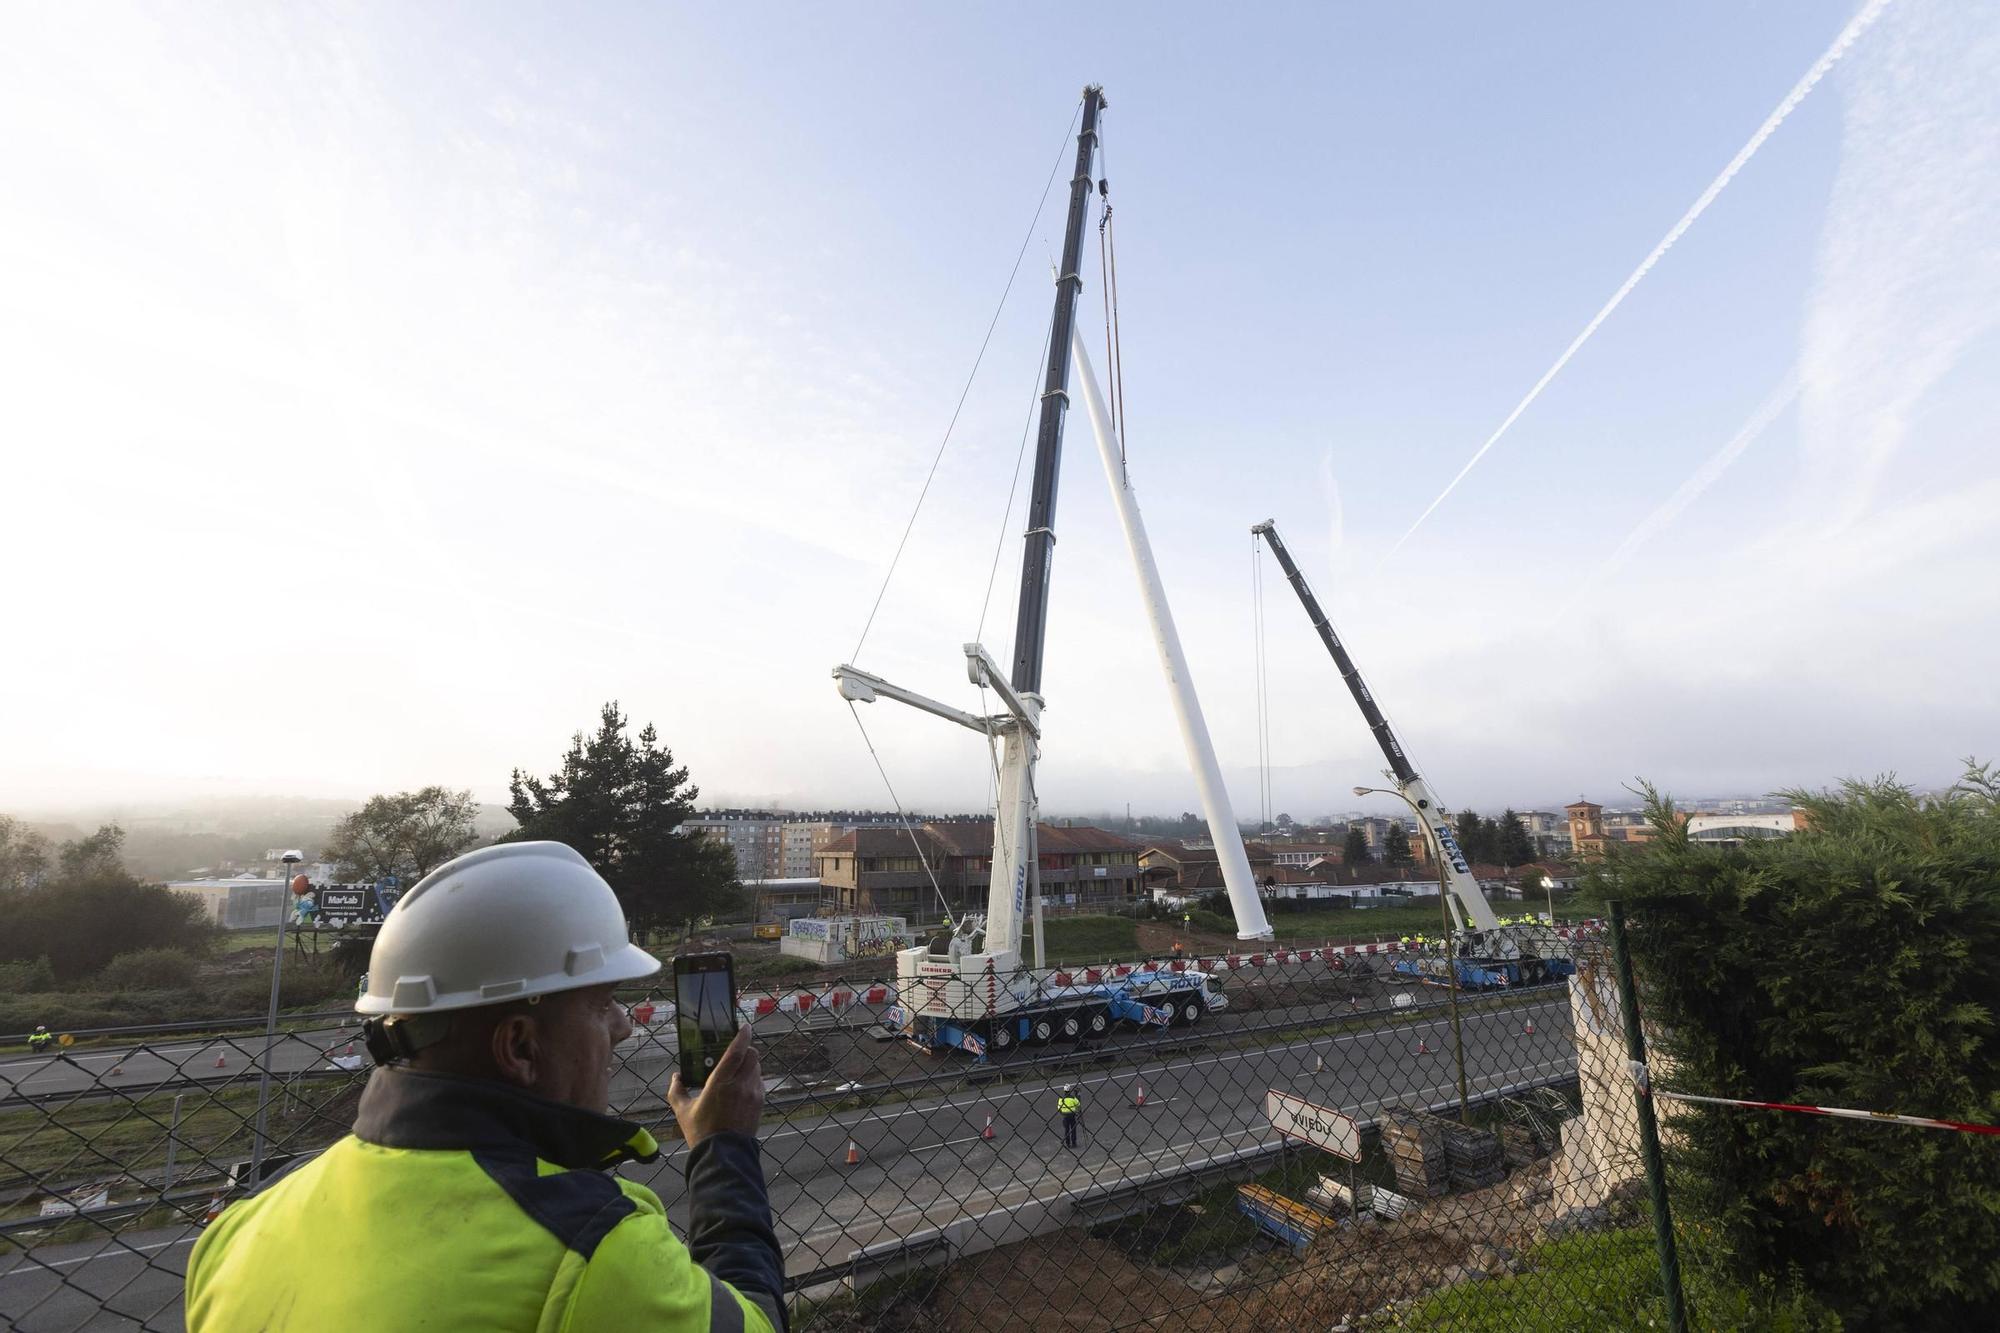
[10,794,516,881]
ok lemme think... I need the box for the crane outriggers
[833,87,1273,1058]
[1251,520,1572,988]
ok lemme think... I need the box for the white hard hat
[356,841,660,1017]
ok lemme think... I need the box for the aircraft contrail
[1561,373,1800,619]
[1392,0,1894,553]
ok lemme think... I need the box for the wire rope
[844,701,954,922]
[849,99,1084,663]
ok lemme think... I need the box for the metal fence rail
[1,937,1690,1331]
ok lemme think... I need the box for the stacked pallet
[1499,1123,1540,1169]
[1379,1107,1449,1197]
[1444,1121,1506,1191]
[1236,1184,1329,1250]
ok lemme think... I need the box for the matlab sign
[1264,1089,1360,1161]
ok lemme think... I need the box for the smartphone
[673,951,739,1089]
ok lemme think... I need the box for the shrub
[5,857,217,982]
[0,957,57,992]
[1612,766,2000,1329]
[217,959,352,1016]
[97,948,199,991]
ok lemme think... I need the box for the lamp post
[1541,874,1557,927]
[250,850,303,1184]
[1355,786,1471,1124]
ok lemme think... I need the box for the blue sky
[2,2,1994,824]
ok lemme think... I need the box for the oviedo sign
[1264,1088,1361,1161]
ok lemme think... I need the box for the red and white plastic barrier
[715,923,1610,1017]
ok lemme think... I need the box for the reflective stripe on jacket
[186,1067,784,1332]
[1057,1096,1080,1115]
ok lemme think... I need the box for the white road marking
[0,1234,195,1281]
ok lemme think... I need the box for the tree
[325,787,480,884]
[0,815,51,894]
[1276,813,1293,828]
[1612,765,2000,1328]
[506,702,741,939]
[1383,821,1414,869]
[1341,825,1371,869]
[1452,809,1482,864]
[2,826,216,982]
[1498,809,1536,866]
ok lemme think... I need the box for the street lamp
[1541,874,1557,927]
[250,849,303,1184]
[1354,785,1471,1124]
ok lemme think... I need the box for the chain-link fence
[2,924,1709,1331]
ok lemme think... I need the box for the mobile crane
[833,88,1271,1058]
[1250,520,1571,987]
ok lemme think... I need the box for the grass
[1385,1227,1839,1332]
[1041,915,1140,964]
[0,1080,358,1211]
[731,954,827,983]
[1188,898,1572,949]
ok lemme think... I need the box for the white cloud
[1796,0,2000,525]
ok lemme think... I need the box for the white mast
[1071,329,1273,940]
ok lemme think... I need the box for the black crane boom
[1009,86,1105,696]
[1251,520,1420,787]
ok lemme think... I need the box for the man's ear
[489,1011,541,1089]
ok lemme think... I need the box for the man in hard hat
[1057,1084,1082,1149]
[186,842,784,1332]
[27,1025,54,1055]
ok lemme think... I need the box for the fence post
[162,1093,184,1196]
[1607,899,1689,1333]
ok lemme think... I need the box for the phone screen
[674,952,738,1089]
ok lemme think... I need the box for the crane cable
[844,701,955,923]
[849,98,1084,664]
[1096,123,1128,460]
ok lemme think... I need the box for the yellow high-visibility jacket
[187,1067,784,1332]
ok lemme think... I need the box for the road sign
[960,1031,986,1057]
[1264,1089,1361,1161]
[58,1033,74,1048]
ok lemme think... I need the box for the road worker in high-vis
[186,842,784,1332]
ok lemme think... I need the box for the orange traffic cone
[108,1064,122,1077]
[981,1115,995,1140]
[214,1052,227,1069]
[1523,1019,1536,1036]
[1134,1082,1147,1106]
[844,1139,861,1166]
[1314,1052,1325,1073]
[344,1042,356,1056]
[1416,1036,1432,1056]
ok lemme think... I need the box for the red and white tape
[1651,1086,2000,1136]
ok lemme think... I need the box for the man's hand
[668,1024,763,1149]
